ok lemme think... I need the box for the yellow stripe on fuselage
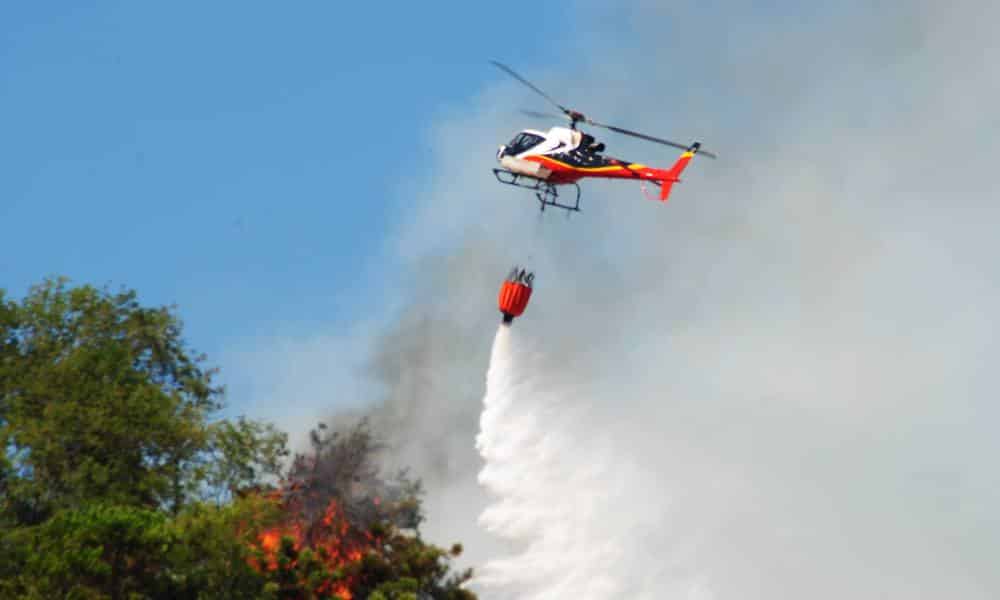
[534,155,626,173]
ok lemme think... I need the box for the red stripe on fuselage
[523,155,674,185]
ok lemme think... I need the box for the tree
[0,279,478,599]
[0,279,292,598]
[0,278,221,518]
[2,503,171,599]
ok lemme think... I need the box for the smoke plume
[237,1,1000,597]
[399,2,999,597]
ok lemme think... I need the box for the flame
[259,530,281,554]
[250,496,381,597]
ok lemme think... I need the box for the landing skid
[493,169,581,213]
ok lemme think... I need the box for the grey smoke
[236,1,1000,597]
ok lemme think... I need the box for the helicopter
[491,61,716,213]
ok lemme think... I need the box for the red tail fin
[659,143,700,201]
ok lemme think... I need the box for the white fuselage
[522,127,582,156]
[496,127,584,179]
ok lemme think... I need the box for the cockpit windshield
[505,132,545,156]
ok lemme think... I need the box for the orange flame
[250,497,381,597]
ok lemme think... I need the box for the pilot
[580,133,606,154]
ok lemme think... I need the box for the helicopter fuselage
[496,127,677,186]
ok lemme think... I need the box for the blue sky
[1,1,580,396]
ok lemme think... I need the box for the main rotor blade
[490,61,569,115]
[589,120,718,159]
[491,61,717,159]
[520,109,564,120]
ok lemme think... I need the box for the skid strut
[493,169,581,213]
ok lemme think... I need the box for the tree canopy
[0,278,476,599]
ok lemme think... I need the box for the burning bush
[249,419,474,599]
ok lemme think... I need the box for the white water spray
[473,326,710,599]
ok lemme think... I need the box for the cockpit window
[505,132,545,155]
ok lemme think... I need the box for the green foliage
[159,494,282,599]
[0,278,220,517]
[0,496,287,599]
[356,526,475,600]
[202,417,289,505]
[0,503,171,599]
[0,278,478,599]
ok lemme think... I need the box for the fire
[243,420,410,597]
[250,495,384,598]
[259,530,281,554]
